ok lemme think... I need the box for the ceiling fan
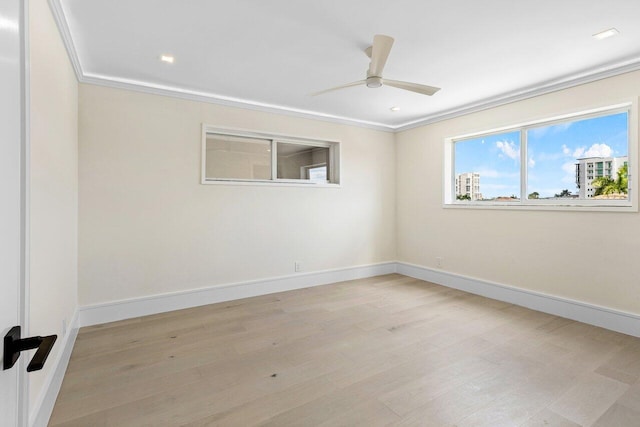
[311,34,441,97]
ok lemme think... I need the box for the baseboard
[78,262,397,327]
[76,259,640,334]
[397,262,640,338]
[30,309,79,427]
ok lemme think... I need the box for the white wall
[397,70,640,315]
[78,84,396,306]
[29,0,78,410]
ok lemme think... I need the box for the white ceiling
[56,0,640,130]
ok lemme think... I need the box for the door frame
[18,0,31,424]
[1,0,29,422]
[18,0,31,426]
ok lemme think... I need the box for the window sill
[443,201,637,212]
[202,179,341,188]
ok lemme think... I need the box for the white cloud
[495,140,519,160]
[572,147,585,157]
[528,157,535,168]
[562,161,576,174]
[529,122,573,140]
[529,127,549,139]
[567,143,613,159]
[583,143,613,158]
[562,144,571,156]
[561,161,577,184]
[554,122,573,133]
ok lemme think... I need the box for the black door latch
[3,326,57,372]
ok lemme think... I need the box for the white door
[0,0,26,425]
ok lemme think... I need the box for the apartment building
[575,156,628,198]
[455,172,482,200]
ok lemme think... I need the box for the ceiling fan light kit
[312,34,440,97]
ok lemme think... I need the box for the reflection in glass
[277,142,329,181]
[205,134,271,180]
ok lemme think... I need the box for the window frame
[201,125,341,187]
[443,102,637,211]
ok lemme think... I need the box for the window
[204,134,272,180]
[276,142,330,182]
[202,127,339,185]
[454,130,520,202]
[445,104,634,209]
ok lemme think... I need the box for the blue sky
[455,112,628,199]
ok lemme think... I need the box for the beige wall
[29,0,78,409]
[78,84,396,306]
[397,70,640,314]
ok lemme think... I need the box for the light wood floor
[50,274,640,426]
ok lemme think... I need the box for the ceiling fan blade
[368,35,394,77]
[309,80,365,96]
[383,79,441,96]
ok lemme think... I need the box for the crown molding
[80,73,395,132]
[49,0,640,133]
[393,56,640,132]
[48,0,83,80]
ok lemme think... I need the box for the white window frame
[201,125,340,187]
[444,101,637,211]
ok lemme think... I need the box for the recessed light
[593,28,619,40]
[390,106,400,112]
[160,55,175,63]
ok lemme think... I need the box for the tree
[456,194,471,201]
[554,189,572,198]
[591,176,616,196]
[528,191,539,199]
[618,163,629,191]
[592,164,628,196]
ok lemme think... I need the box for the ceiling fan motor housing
[366,76,383,88]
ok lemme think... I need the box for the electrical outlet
[436,257,444,268]
[294,262,301,272]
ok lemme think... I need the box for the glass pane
[205,134,271,180]
[526,112,628,200]
[454,131,521,201]
[307,166,327,181]
[277,142,330,181]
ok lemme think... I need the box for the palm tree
[592,164,628,196]
[554,189,572,198]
